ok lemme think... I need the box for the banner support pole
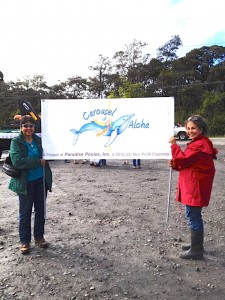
[166,167,172,223]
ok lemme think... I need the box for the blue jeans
[185,205,203,230]
[100,159,107,166]
[133,159,140,167]
[18,177,47,244]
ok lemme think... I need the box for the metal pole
[43,166,46,220]
[166,167,172,223]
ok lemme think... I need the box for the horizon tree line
[1,35,225,135]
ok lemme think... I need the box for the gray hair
[185,115,208,135]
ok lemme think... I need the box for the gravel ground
[0,140,225,300]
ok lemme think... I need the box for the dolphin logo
[70,113,135,147]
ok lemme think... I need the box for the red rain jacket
[171,135,218,207]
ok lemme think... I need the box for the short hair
[185,115,208,135]
[20,115,35,126]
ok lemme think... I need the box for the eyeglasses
[22,124,35,129]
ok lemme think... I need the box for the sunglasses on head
[188,116,200,122]
[22,124,35,129]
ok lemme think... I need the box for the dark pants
[18,178,47,244]
[185,205,203,230]
[133,159,140,167]
[100,159,107,166]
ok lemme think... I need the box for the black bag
[2,155,21,178]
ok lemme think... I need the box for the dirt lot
[0,140,225,300]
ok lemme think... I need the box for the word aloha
[129,119,149,128]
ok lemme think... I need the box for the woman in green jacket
[9,116,52,254]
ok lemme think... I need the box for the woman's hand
[40,159,46,167]
[169,136,177,144]
[168,159,176,169]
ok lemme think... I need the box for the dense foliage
[1,35,225,136]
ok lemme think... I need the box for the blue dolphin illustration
[70,113,135,147]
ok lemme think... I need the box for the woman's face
[186,121,202,140]
[20,122,35,138]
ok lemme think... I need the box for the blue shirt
[25,140,43,181]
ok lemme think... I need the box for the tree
[200,92,225,135]
[66,76,88,99]
[0,79,22,124]
[157,35,182,64]
[47,82,67,99]
[88,55,113,98]
[113,40,150,77]
[183,46,225,84]
[108,78,145,99]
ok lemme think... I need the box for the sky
[1,0,225,85]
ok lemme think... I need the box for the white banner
[41,97,174,160]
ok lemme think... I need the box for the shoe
[35,239,48,248]
[181,243,204,252]
[179,229,204,260]
[64,160,70,163]
[132,166,136,169]
[20,243,30,254]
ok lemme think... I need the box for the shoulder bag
[2,155,21,178]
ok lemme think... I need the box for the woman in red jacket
[169,115,218,259]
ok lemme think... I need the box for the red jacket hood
[188,135,218,159]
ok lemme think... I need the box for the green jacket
[8,133,52,195]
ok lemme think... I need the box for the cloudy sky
[1,0,225,85]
